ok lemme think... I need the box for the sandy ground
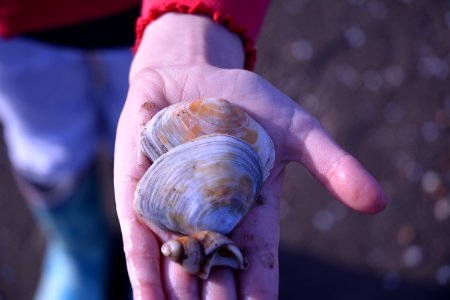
[1,0,450,299]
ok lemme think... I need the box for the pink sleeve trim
[134,2,257,70]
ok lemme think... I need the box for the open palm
[114,64,386,299]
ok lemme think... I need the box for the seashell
[161,231,248,279]
[135,98,275,279]
[135,134,263,235]
[140,98,275,180]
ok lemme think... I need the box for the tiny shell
[161,231,248,279]
[140,98,275,180]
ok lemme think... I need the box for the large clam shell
[135,98,275,279]
[140,98,275,180]
[135,134,263,235]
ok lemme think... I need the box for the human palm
[114,64,386,299]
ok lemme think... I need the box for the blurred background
[0,0,449,299]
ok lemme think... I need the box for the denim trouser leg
[0,37,132,300]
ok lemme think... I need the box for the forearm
[131,0,271,77]
[130,12,245,79]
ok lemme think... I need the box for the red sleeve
[0,0,139,38]
[135,0,271,70]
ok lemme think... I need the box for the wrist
[131,13,245,77]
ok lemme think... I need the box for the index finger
[231,172,285,300]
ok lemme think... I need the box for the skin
[114,13,387,300]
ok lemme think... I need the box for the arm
[114,5,387,300]
[135,0,271,70]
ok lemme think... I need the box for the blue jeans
[0,37,132,204]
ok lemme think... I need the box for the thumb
[286,106,387,214]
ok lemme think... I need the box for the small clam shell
[135,134,263,235]
[140,98,275,180]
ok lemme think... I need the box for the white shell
[140,98,275,180]
[135,134,263,235]
[135,98,275,279]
